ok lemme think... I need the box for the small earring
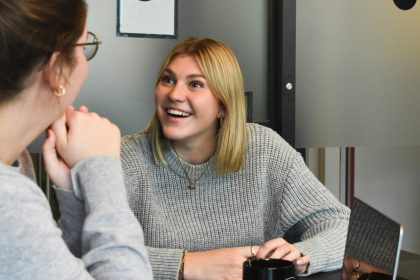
[54,84,66,97]
[219,116,224,127]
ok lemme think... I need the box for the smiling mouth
[167,109,192,118]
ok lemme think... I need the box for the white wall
[295,0,420,148]
[355,147,420,254]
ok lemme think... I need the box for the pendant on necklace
[187,183,196,190]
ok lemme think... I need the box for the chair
[344,198,403,277]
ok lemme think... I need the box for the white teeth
[167,109,191,117]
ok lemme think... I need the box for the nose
[168,83,186,102]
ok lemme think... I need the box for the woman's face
[155,54,224,148]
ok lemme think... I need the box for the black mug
[243,258,296,280]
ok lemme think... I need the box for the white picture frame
[117,0,177,38]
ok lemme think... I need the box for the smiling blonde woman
[121,37,350,280]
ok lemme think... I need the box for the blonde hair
[146,37,247,174]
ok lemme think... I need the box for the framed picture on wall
[117,0,178,38]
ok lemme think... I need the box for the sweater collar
[164,143,217,181]
[0,159,22,174]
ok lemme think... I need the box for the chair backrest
[341,197,403,280]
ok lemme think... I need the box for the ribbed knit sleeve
[279,154,349,274]
[246,124,350,274]
[55,187,84,257]
[146,247,184,279]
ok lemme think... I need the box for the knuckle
[111,123,120,134]
[87,111,99,119]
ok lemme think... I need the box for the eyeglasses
[75,31,101,61]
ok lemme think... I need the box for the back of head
[0,0,87,103]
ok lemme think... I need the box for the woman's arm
[39,109,153,278]
[146,246,184,279]
[278,153,350,274]
[72,156,153,279]
[145,245,255,280]
[0,160,153,280]
[55,187,84,257]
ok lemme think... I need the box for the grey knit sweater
[0,156,153,279]
[121,123,350,279]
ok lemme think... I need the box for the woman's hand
[255,237,310,274]
[183,246,259,280]
[42,124,72,189]
[53,107,120,167]
[42,105,120,188]
[42,106,87,189]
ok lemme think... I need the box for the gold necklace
[174,151,206,190]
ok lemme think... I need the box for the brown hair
[0,0,87,103]
[146,37,247,174]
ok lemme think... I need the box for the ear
[42,52,62,93]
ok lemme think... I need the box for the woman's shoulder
[122,130,148,143]
[245,123,300,165]
[122,131,149,150]
[247,122,276,135]
[121,131,153,161]
[0,163,45,203]
[246,123,293,149]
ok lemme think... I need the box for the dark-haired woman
[0,1,152,279]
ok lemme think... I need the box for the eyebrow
[163,68,205,80]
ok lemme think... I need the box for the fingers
[257,238,302,260]
[296,254,310,266]
[271,245,301,261]
[295,254,310,274]
[77,105,89,112]
[256,238,290,259]
[50,112,68,150]
[45,107,120,181]
[65,106,74,119]
[42,130,60,174]
[42,129,72,189]
[255,238,310,274]
[246,245,260,258]
[64,104,88,119]
[58,110,121,166]
[42,129,56,159]
[42,130,59,175]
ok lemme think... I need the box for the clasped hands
[183,237,310,280]
[42,105,121,189]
